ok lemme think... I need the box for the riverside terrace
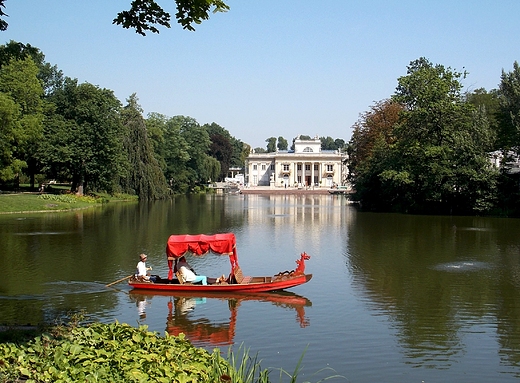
[209,182,351,195]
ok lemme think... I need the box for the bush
[0,321,231,382]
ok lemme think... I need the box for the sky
[2,1,520,149]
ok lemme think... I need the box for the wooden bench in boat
[233,266,251,284]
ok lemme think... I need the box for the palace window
[326,164,334,172]
[253,164,257,170]
[261,164,266,170]
[305,164,311,171]
[314,164,319,171]
[303,147,313,152]
[297,164,302,170]
[283,164,290,172]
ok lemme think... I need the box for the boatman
[136,253,156,282]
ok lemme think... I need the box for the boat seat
[233,266,251,284]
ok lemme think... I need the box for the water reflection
[347,212,520,373]
[129,290,312,347]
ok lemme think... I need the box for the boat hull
[129,273,312,293]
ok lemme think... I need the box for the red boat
[128,233,312,293]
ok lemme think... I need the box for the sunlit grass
[0,192,137,214]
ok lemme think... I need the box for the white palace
[245,136,348,188]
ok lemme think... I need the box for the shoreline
[240,187,331,195]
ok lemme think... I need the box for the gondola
[128,233,312,293]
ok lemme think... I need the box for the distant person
[136,253,156,282]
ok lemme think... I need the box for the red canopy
[166,233,238,279]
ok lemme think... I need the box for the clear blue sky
[3,1,519,149]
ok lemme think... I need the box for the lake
[2,193,520,382]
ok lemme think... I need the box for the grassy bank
[0,191,138,214]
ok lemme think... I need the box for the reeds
[213,344,346,383]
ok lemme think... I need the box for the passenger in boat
[136,253,156,282]
[177,256,209,285]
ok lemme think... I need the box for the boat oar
[106,275,133,287]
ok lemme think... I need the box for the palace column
[311,162,315,187]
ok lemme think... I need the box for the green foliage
[319,136,346,151]
[203,122,245,178]
[0,56,44,186]
[353,58,498,215]
[0,321,231,383]
[120,94,169,200]
[277,136,288,151]
[498,61,520,148]
[46,78,126,194]
[37,193,106,204]
[113,0,230,35]
[0,92,25,181]
[265,137,277,153]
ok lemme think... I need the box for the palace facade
[245,136,348,188]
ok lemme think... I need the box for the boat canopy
[166,233,238,279]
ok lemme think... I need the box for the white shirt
[179,265,196,282]
[136,261,148,277]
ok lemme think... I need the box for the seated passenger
[177,256,208,285]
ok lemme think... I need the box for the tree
[48,78,125,194]
[208,132,232,180]
[320,136,335,150]
[354,58,498,214]
[349,99,402,174]
[266,137,276,152]
[334,138,346,149]
[146,113,190,192]
[158,116,219,192]
[120,94,169,199]
[0,57,44,187]
[0,41,64,96]
[466,88,501,148]
[277,136,288,151]
[0,92,24,181]
[498,61,520,149]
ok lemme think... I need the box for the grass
[0,186,138,214]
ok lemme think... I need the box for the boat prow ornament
[274,252,311,279]
[128,233,312,293]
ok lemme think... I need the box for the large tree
[0,56,44,187]
[120,94,169,199]
[354,58,498,214]
[47,78,125,194]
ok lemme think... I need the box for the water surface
[1,194,520,382]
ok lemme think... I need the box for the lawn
[0,192,137,214]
